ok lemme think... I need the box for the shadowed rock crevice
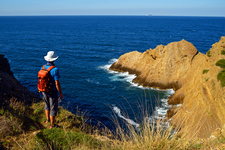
[110,63,142,76]
[191,51,199,62]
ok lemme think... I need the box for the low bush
[221,50,225,55]
[207,50,211,57]
[217,69,225,87]
[203,69,209,74]
[216,59,225,68]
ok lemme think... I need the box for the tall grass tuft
[111,118,189,149]
[107,94,195,150]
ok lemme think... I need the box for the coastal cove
[0,16,225,133]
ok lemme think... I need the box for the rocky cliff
[0,54,41,106]
[110,37,225,138]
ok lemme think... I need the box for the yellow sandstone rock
[110,37,225,138]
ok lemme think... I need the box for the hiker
[39,51,63,129]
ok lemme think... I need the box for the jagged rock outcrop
[110,37,225,138]
[0,54,41,106]
[110,40,198,90]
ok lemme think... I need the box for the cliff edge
[110,37,225,138]
[0,54,41,106]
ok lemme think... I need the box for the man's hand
[55,80,63,99]
[60,93,64,100]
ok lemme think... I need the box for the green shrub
[221,50,225,55]
[216,59,225,68]
[207,50,211,57]
[203,69,209,74]
[217,69,225,87]
[0,108,4,115]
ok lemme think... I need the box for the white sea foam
[112,105,140,129]
[108,58,118,64]
[156,107,167,116]
[125,74,136,82]
[99,59,137,85]
[98,59,119,74]
[176,104,182,107]
[130,82,149,89]
[161,98,168,103]
[86,78,100,85]
[166,89,175,95]
[146,88,174,127]
[98,64,111,70]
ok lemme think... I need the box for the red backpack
[37,65,55,92]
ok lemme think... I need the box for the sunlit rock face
[110,37,225,138]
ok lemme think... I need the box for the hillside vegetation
[1,98,225,149]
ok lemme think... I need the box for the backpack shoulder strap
[46,66,55,72]
[42,65,46,70]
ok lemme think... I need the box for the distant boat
[146,14,152,16]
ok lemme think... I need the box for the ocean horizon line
[0,14,224,18]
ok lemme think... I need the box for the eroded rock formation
[110,37,225,138]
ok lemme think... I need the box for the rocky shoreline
[110,37,225,138]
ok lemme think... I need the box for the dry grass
[0,98,30,136]
[1,97,225,149]
[107,102,193,150]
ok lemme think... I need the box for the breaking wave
[112,105,140,129]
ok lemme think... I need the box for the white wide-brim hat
[44,51,59,62]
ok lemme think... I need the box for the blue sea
[0,16,225,129]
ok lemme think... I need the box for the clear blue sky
[0,0,224,16]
